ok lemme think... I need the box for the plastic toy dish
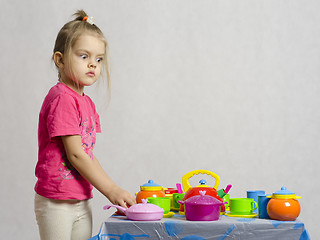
[163,212,175,218]
[104,199,164,221]
[225,212,258,218]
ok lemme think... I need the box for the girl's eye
[80,54,87,59]
[96,57,103,62]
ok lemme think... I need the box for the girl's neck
[59,77,84,96]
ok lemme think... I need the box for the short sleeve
[47,94,81,138]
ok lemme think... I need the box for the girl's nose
[89,62,96,68]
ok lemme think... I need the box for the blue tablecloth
[90,213,310,240]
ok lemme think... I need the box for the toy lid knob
[196,179,211,188]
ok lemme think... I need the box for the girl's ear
[53,51,65,69]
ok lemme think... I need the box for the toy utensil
[104,199,164,221]
[176,183,183,194]
[225,184,232,194]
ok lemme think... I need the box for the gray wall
[1,0,319,238]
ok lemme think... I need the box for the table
[90,213,310,240]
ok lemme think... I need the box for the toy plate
[163,212,175,218]
[225,212,258,218]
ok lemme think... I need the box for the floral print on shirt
[58,116,97,181]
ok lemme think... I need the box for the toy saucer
[225,212,258,218]
[163,212,175,218]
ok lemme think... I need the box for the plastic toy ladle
[176,183,183,194]
[225,184,232,194]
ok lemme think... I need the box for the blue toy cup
[258,194,270,219]
[247,190,265,214]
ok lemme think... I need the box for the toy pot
[178,190,226,221]
[136,180,165,203]
[179,169,231,214]
[267,187,301,221]
[104,199,164,221]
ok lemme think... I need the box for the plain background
[1,0,319,239]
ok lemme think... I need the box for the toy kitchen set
[96,169,309,240]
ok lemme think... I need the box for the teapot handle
[182,169,220,193]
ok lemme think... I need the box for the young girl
[34,10,136,240]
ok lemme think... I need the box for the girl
[34,10,136,240]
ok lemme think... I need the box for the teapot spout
[217,184,232,198]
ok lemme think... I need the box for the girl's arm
[61,135,136,208]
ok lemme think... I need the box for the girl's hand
[107,185,136,208]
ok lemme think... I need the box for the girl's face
[62,33,106,94]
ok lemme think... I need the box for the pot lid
[270,186,301,199]
[128,199,164,213]
[185,190,223,205]
[140,180,163,191]
[274,186,294,195]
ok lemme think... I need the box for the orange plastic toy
[136,180,165,203]
[267,187,301,221]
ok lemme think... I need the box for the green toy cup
[230,198,257,215]
[222,194,230,210]
[172,193,185,210]
[147,197,171,214]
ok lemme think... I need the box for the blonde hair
[53,10,110,94]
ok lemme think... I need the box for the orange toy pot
[267,187,301,221]
[136,180,165,203]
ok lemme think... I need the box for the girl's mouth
[87,71,95,77]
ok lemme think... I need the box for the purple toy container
[179,190,226,221]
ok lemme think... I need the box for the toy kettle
[267,186,301,221]
[136,180,165,203]
[179,170,232,214]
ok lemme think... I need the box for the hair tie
[82,16,95,25]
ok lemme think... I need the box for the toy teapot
[136,180,165,203]
[179,170,232,214]
[267,186,301,221]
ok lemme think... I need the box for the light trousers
[34,193,92,240]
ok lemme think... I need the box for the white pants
[34,193,92,240]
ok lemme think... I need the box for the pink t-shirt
[35,82,101,200]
